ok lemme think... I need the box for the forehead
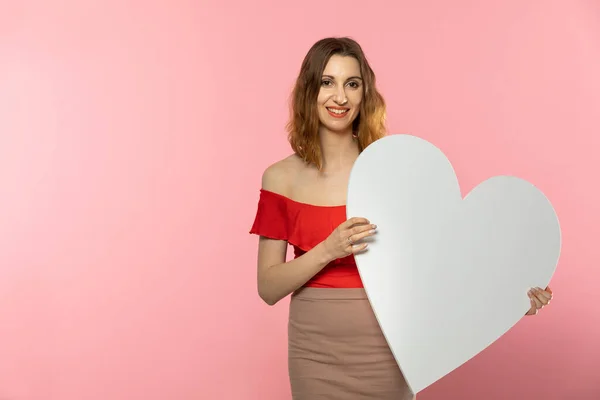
[322,55,361,78]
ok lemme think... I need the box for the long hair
[286,37,387,170]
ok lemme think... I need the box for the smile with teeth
[326,107,350,117]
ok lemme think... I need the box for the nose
[334,85,348,105]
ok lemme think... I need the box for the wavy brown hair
[286,37,387,170]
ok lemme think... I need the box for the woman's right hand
[322,217,377,261]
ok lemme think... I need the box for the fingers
[526,298,538,315]
[344,217,371,228]
[347,224,377,246]
[527,286,552,316]
[350,242,370,254]
[532,287,552,305]
[338,218,377,256]
[350,223,377,238]
[529,291,543,309]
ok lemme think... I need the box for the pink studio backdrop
[1,1,599,399]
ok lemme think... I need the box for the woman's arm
[257,236,333,306]
[255,161,336,305]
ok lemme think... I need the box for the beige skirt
[288,287,415,400]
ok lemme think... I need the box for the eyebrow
[322,74,363,81]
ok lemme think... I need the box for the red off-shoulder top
[249,189,363,288]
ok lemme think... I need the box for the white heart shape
[346,134,561,394]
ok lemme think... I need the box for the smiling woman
[248,35,558,400]
[249,36,554,400]
[249,37,414,399]
[286,37,387,172]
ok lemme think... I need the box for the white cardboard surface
[346,134,561,394]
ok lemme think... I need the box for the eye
[321,79,333,87]
[347,81,360,89]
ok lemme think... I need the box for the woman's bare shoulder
[261,153,305,195]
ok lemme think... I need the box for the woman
[250,37,553,400]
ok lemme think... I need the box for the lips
[326,107,349,118]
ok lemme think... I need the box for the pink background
[1,1,599,399]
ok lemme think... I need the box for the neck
[318,126,359,173]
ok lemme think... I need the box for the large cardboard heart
[346,134,561,394]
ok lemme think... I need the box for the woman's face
[317,55,363,134]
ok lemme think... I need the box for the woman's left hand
[526,286,553,315]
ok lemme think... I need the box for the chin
[320,122,352,134]
[319,116,357,134]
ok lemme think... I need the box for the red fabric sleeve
[249,189,289,241]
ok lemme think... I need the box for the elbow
[258,284,279,306]
[263,297,277,306]
[258,289,278,306]
[257,273,276,306]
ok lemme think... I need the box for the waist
[292,286,368,300]
[302,262,364,289]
